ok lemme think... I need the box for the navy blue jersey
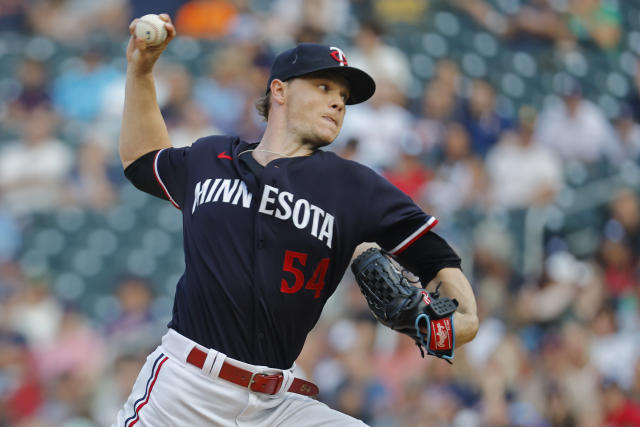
[148,136,436,368]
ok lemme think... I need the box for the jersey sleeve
[153,147,190,209]
[359,167,437,255]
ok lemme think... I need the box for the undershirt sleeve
[394,231,462,285]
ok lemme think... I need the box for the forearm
[119,70,171,169]
[429,267,479,347]
[119,14,175,169]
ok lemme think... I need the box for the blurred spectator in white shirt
[589,303,640,392]
[335,80,414,171]
[534,78,620,164]
[265,0,350,45]
[0,106,73,215]
[348,20,413,98]
[486,106,563,209]
[28,0,127,42]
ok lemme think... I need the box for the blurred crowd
[1,0,640,426]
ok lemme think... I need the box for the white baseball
[134,14,168,46]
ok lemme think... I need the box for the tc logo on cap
[329,47,348,66]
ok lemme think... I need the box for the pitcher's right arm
[119,14,176,169]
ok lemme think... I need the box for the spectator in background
[374,332,432,403]
[324,315,391,425]
[28,0,128,43]
[193,46,256,135]
[52,40,122,122]
[589,303,640,391]
[469,221,521,319]
[413,80,457,160]
[0,0,28,32]
[626,57,640,123]
[335,79,415,171]
[32,307,104,395]
[267,0,351,44]
[158,62,194,130]
[63,133,119,210]
[0,106,73,215]
[413,60,462,160]
[174,0,237,38]
[371,0,429,25]
[349,20,413,98]
[503,0,571,48]
[631,359,640,403]
[169,101,221,148]
[534,77,620,164]
[39,369,99,426]
[0,332,43,425]
[297,0,351,37]
[515,251,594,327]
[454,79,514,158]
[383,148,431,202]
[600,379,640,426]
[433,59,462,98]
[411,359,476,427]
[557,321,601,424]
[613,104,640,161]
[598,236,636,297]
[6,59,51,129]
[451,0,509,36]
[420,122,486,217]
[91,353,147,427]
[0,212,20,263]
[604,188,640,259]
[566,0,621,50]
[485,106,563,210]
[104,276,163,355]
[5,276,63,349]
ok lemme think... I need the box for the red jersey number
[280,250,329,299]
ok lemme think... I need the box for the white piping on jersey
[389,216,438,256]
[154,149,181,210]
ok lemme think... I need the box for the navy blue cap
[266,43,376,105]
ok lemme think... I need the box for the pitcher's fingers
[165,22,177,39]
[135,37,147,51]
[129,19,139,35]
[158,13,172,23]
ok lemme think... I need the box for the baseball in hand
[134,14,168,46]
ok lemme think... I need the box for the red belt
[186,347,319,397]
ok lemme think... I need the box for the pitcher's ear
[270,79,287,105]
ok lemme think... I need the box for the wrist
[127,66,155,79]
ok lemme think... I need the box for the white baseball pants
[114,329,367,426]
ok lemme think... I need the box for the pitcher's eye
[318,84,328,91]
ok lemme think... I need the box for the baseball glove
[351,248,458,361]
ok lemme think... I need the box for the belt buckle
[247,371,261,390]
[247,371,283,395]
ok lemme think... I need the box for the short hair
[255,93,271,121]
